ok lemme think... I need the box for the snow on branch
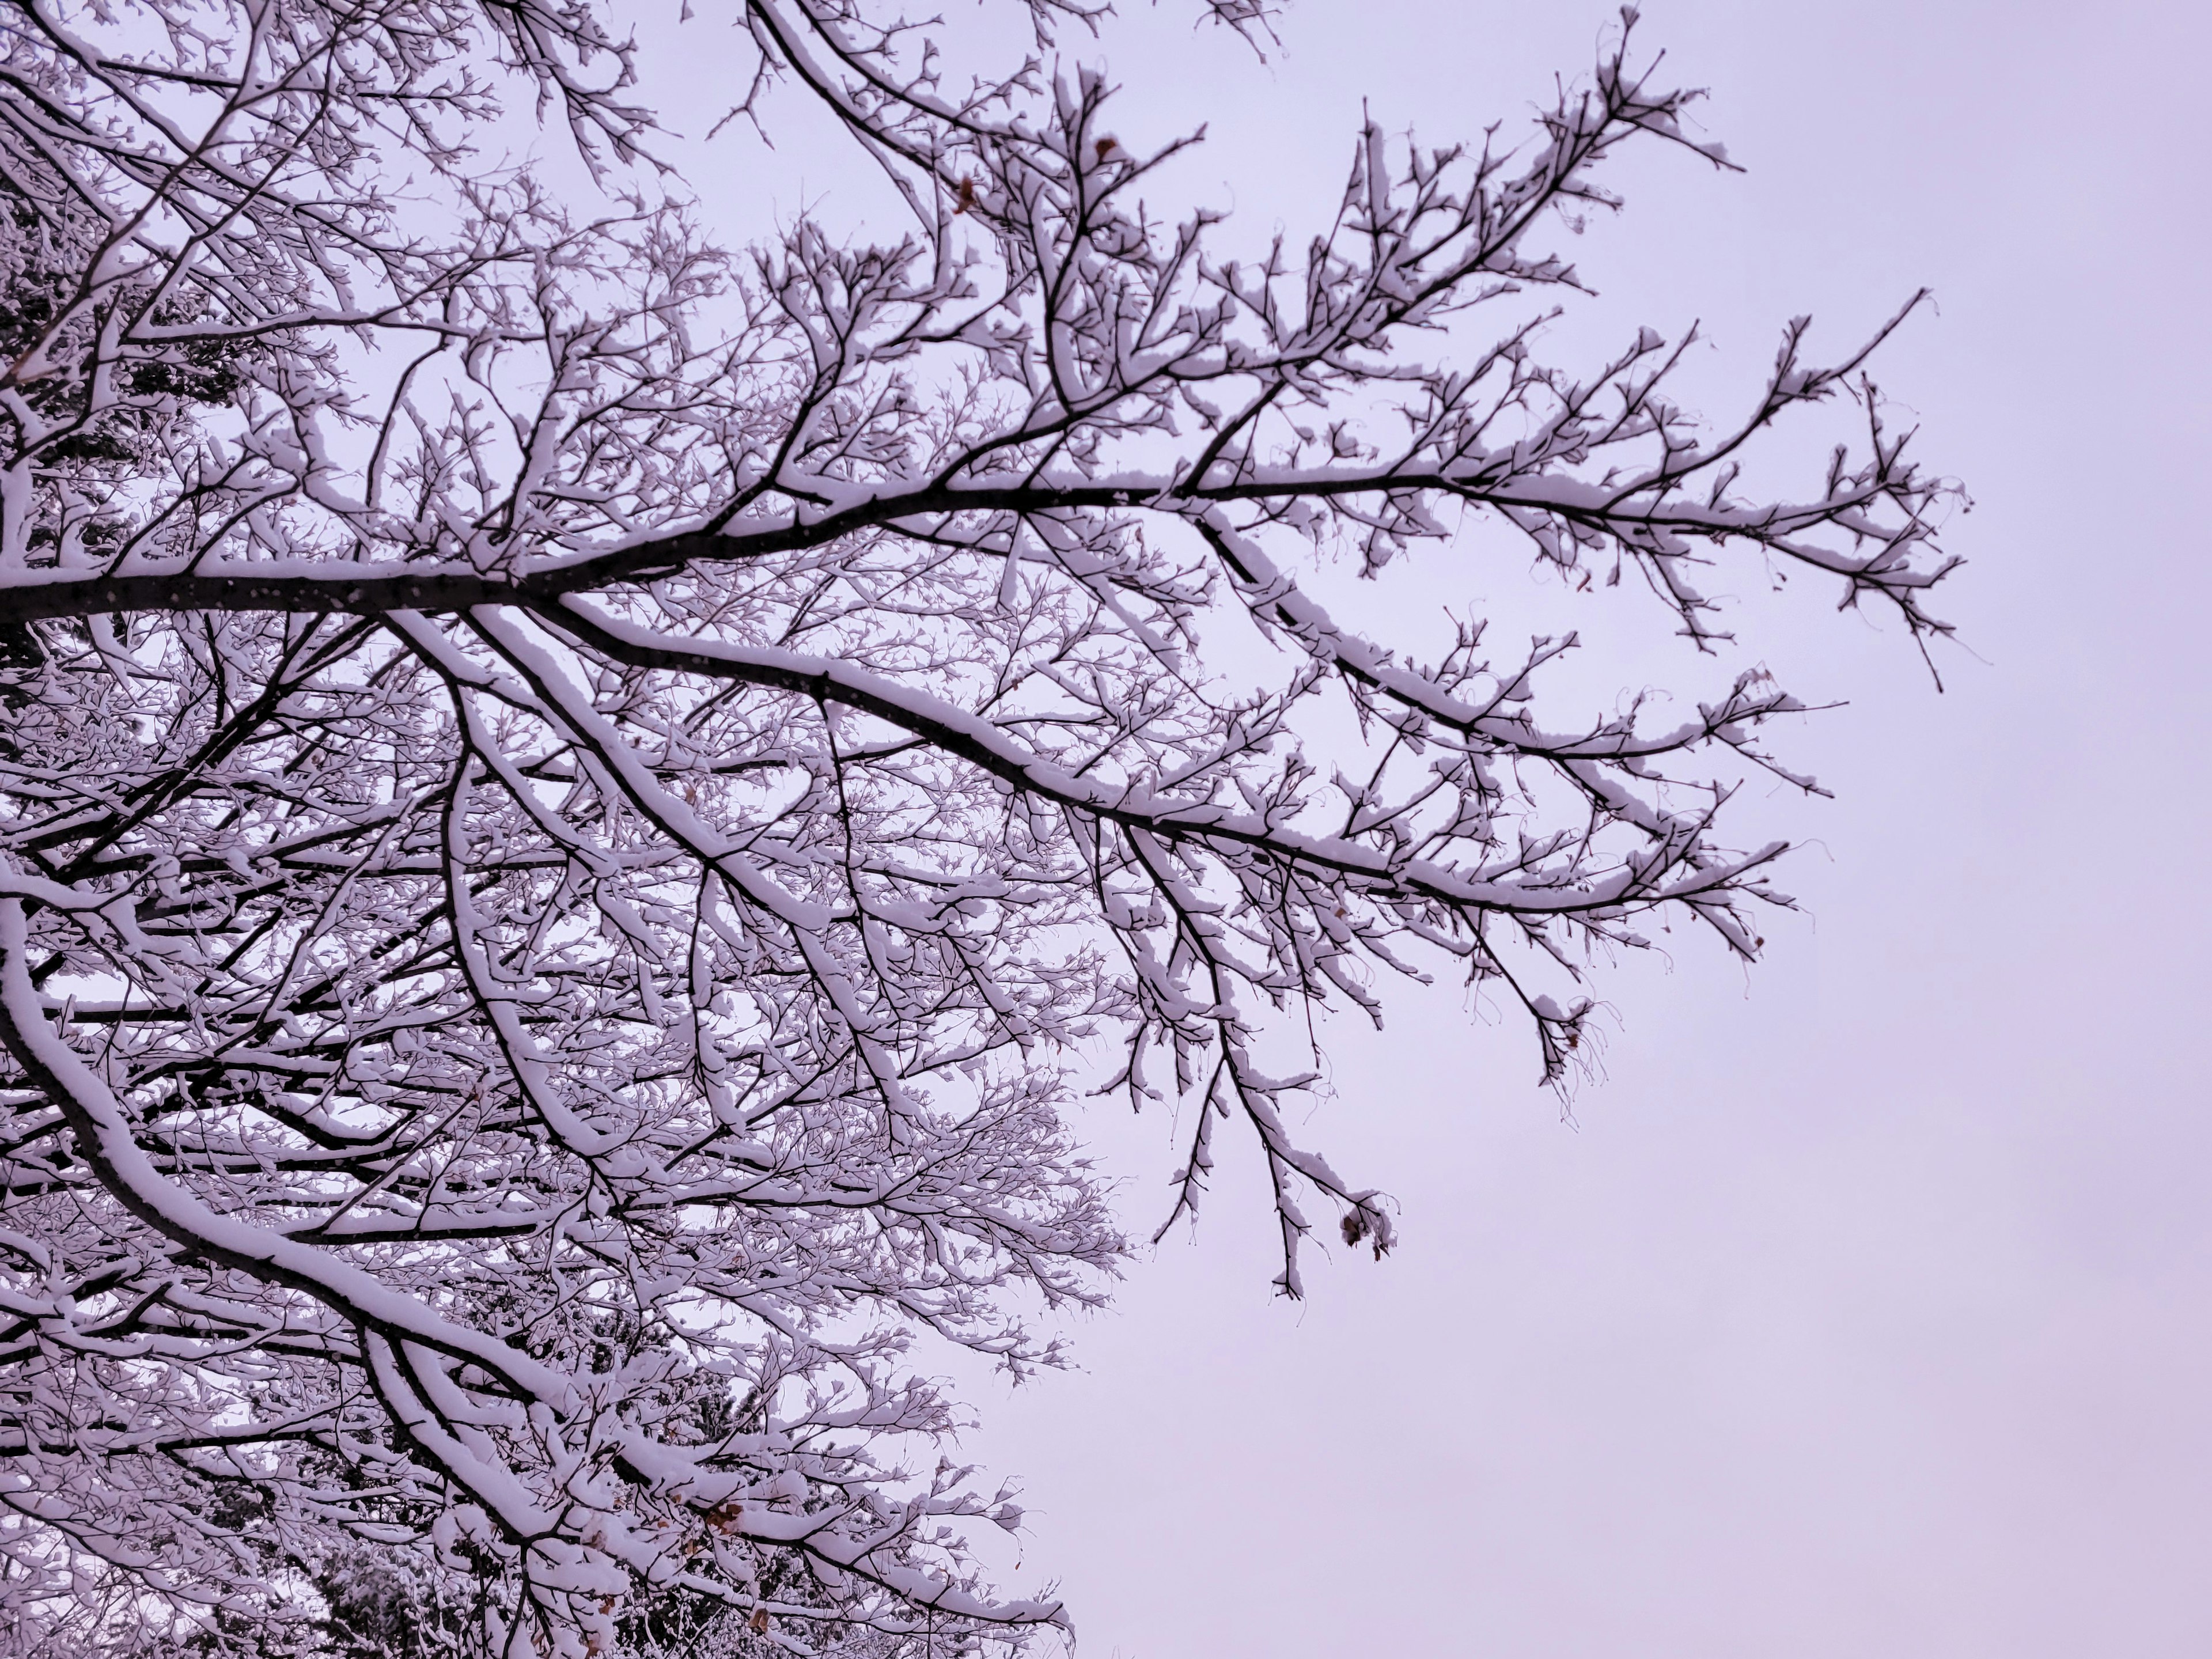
[0,0,1957,1649]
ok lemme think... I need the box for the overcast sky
[662,1,2212,1651]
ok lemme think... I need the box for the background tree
[0,0,1956,1651]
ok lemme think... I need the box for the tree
[0,0,1957,1648]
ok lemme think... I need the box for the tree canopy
[0,0,1956,1650]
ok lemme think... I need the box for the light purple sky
[669,1,2212,1651]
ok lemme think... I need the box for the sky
[657,1,2212,1652]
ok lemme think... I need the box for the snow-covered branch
[0,0,1957,1648]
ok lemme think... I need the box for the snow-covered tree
[0,0,1957,1649]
